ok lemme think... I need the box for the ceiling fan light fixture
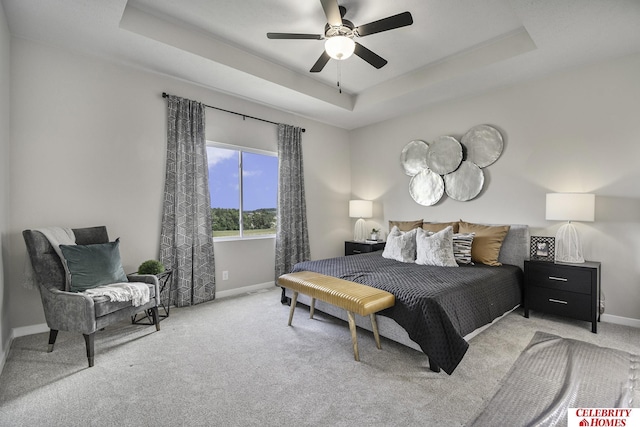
[324,36,355,60]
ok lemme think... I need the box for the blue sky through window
[207,146,277,211]
[242,152,278,211]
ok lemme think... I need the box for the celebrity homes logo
[568,408,638,426]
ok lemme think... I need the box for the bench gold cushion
[278,271,395,317]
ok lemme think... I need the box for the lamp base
[555,222,585,263]
[354,218,367,242]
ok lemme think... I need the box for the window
[206,143,278,239]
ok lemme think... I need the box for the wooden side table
[524,260,601,333]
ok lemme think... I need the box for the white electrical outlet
[222,271,229,280]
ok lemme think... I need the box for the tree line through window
[207,144,278,238]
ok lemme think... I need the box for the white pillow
[415,226,458,267]
[382,226,417,263]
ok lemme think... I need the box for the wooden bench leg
[347,311,359,361]
[288,291,298,326]
[370,314,382,350]
[310,298,315,319]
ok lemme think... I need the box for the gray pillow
[415,226,458,267]
[382,226,417,263]
[59,240,129,292]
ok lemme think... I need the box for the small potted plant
[138,259,165,275]
[370,228,380,241]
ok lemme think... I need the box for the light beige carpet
[1,287,638,426]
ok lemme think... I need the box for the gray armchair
[23,226,160,367]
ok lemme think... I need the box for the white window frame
[207,141,278,242]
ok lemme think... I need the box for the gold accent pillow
[388,219,423,232]
[422,221,460,233]
[458,220,510,266]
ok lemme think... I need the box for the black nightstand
[524,260,601,333]
[345,240,385,256]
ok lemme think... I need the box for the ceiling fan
[267,0,413,73]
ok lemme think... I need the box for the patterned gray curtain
[160,95,215,306]
[275,124,311,287]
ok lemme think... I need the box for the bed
[282,224,529,375]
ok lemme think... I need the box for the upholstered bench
[277,271,395,361]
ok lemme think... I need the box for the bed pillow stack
[383,219,511,267]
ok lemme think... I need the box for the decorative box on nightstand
[345,240,385,256]
[524,260,601,333]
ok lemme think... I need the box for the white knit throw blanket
[83,282,150,307]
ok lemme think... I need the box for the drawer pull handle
[548,276,568,282]
[548,298,568,305]
[353,250,362,254]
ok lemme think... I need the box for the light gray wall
[0,1,11,364]
[350,51,640,323]
[7,29,639,334]
[7,37,351,329]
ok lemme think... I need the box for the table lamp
[546,193,595,263]
[349,200,372,242]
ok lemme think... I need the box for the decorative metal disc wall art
[409,169,444,206]
[426,136,463,175]
[461,125,503,168]
[443,160,484,201]
[400,140,430,176]
[400,125,503,206]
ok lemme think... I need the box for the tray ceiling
[3,0,640,129]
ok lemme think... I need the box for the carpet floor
[1,287,639,426]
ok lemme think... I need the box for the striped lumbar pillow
[452,232,475,265]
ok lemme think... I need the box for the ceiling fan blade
[310,51,331,73]
[320,0,342,27]
[267,33,323,40]
[354,42,387,69]
[355,11,413,37]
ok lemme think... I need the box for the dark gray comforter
[291,252,523,374]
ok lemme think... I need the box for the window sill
[213,235,276,243]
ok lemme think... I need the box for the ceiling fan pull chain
[337,60,342,94]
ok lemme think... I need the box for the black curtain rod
[162,92,305,132]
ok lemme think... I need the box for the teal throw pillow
[59,240,129,292]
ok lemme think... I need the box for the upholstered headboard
[496,224,530,271]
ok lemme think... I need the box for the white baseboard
[601,313,640,329]
[215,281,275,299]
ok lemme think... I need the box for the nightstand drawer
[527,287,592,321]
[526,263,592,294]
[345,241,385,256]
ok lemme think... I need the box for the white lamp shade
[325,36,355,60]
[349,200,372,218]
[546,193,595,222]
